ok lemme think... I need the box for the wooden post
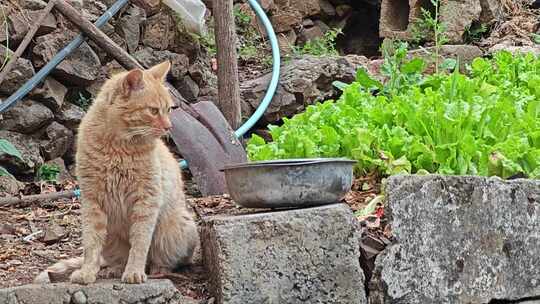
[213,0,241,130]
[54,0,140,69]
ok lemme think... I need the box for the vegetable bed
[248,46,540,179]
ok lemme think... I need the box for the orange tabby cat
[34,61,199,285]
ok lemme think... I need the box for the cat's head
[109,61,174,139]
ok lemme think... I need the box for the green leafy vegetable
[247,50,540,179]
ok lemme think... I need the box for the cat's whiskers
[124,127,153,140]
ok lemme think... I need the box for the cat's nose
[160,117,173,131]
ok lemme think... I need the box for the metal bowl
[221,158,356,208]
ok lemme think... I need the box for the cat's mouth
[151,128,170,137]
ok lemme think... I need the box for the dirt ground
[0,174,381,300]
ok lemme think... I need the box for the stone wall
[369,175,540,304]
[0,0,215,182]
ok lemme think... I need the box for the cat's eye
[150,108,159,115]
[167,107,172,113]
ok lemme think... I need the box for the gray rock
[8,9,56,41]
[302,18,315,27]
[88,23,127,63]
[277,30,297,55]
[319,0,336,17]
[33,32,101,86]
[0,131,43,176]
[29,77,67,113]
[240,55,370,124]
[175,75,200,103]
[0,100,54,134]
[188,59,215,88]
[0,46,35,95]
[201,204,366,304]
[133,47,189,81]
[267,0,320,33]
[335,4,353,18]
[55,103,85,131]
[440,0,482,43]
[369,175,540,304]
[314,20,330,33]
[20,0,47,10]
[82,0,107,21]
[0,175,24,196]
[297,25,325,45]
[69,0,84,10]
[71,290,87,304]
[479,0,503,24]
[0,279,199,304]
[0,14,6,43]
[117,6,146,53]
[379,0,481,43]
[40,122,74,161]
[132,0,161,16]
[269,9,302,33]
[142,12,175,50]
[287,0,321,18]
[488,43,540,56]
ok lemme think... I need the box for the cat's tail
[33,256,107,284]
[33,256,83,283]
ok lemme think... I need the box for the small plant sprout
[292,28,342,57]
[410,0,448,73]
[38,164,61,182]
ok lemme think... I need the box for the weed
[239,43,258,61]
[75,92,92,111]
[261,55,273,69]
[234,6,252,29]
[410,0,448,73]
[38,164,60,182]
[464,22,489,43]
[292,28,342,57]
[233,5,268,63]
[199,30,217,57]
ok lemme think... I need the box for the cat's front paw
[121,269,147,284]
[70,269,97,285]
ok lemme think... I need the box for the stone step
[0,279,199,304]
[201,203,366,304]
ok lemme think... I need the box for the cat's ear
[148,61,171,82]
[122,69,145,95]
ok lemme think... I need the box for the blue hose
[0,0,130,113]
[179,0,280,169]
[234,0,280,138]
